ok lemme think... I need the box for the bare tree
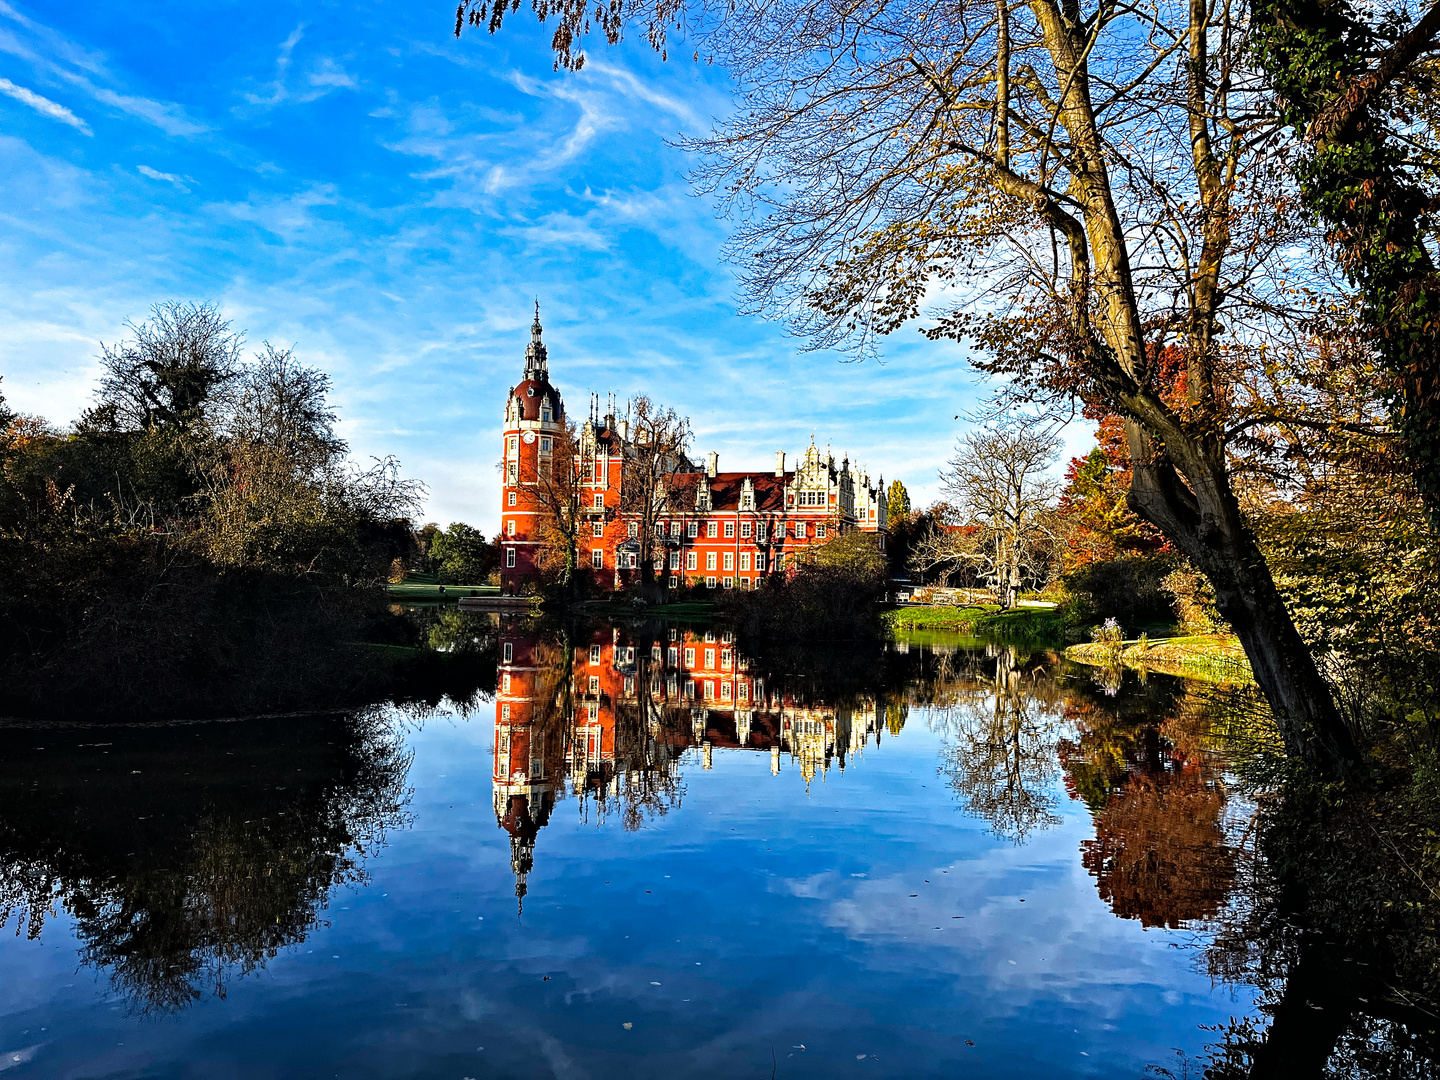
[456,0,1365,772]
[617,396,693,596]
[232,344,347,473]
[940,422,1062,608]
[98,302,244,430]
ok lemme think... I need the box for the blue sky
[0,0,1093,533]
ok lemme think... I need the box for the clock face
[521,431,537,444]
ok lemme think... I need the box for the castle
[499,305,889,594]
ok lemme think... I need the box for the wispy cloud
[0,75,89,133]
[137,164,191,192]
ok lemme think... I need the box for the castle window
[670,521,681,537]
[706,552,717,571]
[624,676,634,695]
[592,549,604,569]
[593,521,604,537]
[507,463,517,481]
[687,521,699,538]
[723,576,734,589]
[738,682,749,702]
[721,681,732,701]
[508,436,517,453]
[540,436,552,452]
[706,576,717,589]
[594,494,604,509]
[503,642,513,662]
[756,525,767,543]
[685,647,695,666]
[705,648,715,668]
[722,649,732,669]
[588,676,600,694]
[628,521,638,538]
[740,553,750,571]
[703,681,714,699]
[541,405,551,421]
[775,523,787,539]
[817,524,827,538]
[506,548,516,567]
[507,520,516,536]
[668,575,678,588]
[795,523,806,539]
[669,551,680,570]
[755,552,767,571]
[723,553,734,571]
[740,521,752,538]
[590,645,602,664]
[508,492,517,506]
[724,522,735,538]
[501,705,511,719]
[706,522,718,538]
[687,551,697,570]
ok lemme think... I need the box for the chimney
[775,450,785,477]
[707,451,718,478]
[618,419,629,441]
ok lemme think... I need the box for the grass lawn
[386,580,499,602]
[1066,634,1253,684]
[884,604,1067,642]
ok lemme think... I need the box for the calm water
[0,616,1259,1078]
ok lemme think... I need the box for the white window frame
[592,549,604,569]
[505,547,516,568]
[724,522,735,538]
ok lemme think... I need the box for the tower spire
[525,300,548,380]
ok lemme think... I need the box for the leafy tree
[429,522,497,585]
[1252,0,1440,513]
[521,420,590,592]
[885,478,911,524]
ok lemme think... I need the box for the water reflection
[0,713,412,1013]
[493,622,890,907]
[6,614,1433,1077]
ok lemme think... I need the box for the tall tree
[941,422,1062,608]
[521,420,591,593]
[886,478,912,524]
[616,396,692,595]
[454,0,1365,773]
[1253,0,1440,514]
[98,302,244,431]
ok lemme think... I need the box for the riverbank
[884,603,1067,642]
[1065,634,1253,685]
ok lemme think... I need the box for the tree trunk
[1125,422,1360,776]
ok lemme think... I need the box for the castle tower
[500,303,566,594]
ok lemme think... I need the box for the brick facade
[499,308,888,595]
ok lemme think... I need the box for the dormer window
[541,404,552,422]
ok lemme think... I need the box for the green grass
[1065,633,1254,685]
[884,604,1067,642]
[386,581,499,602]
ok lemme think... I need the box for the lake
[0,614,1267,1077]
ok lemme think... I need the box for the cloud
[0,76,89,133]
[137,164,191,192]
[91,87,208,136]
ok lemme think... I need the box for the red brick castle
[499,306,888,594]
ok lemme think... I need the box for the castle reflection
[493,620,884,905]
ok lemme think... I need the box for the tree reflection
[932,645,1068,842]
[1060,683,1239,928]
[0,713,412,1013]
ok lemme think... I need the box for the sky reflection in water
[0,620,1252,1078]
